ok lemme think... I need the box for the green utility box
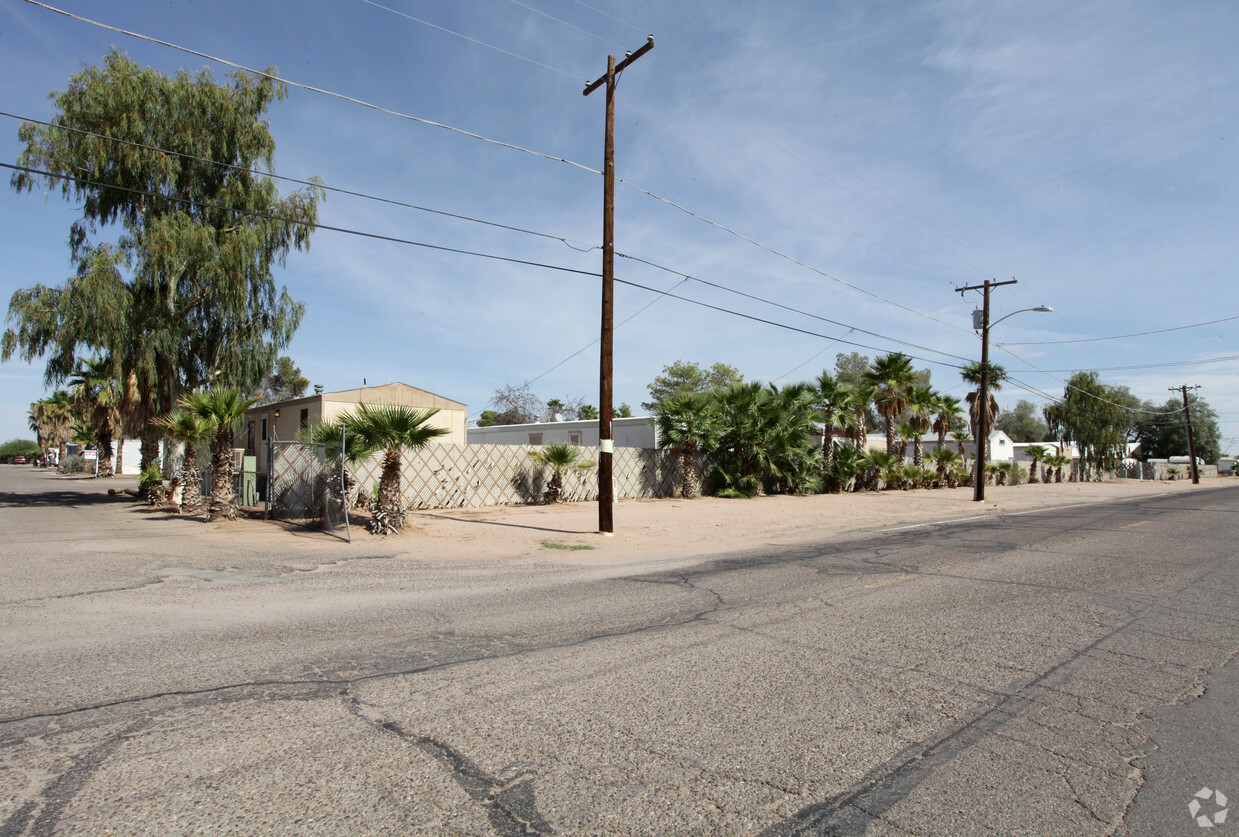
[242,456,258,507]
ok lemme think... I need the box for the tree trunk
[180,443,202,512]
[207,428,236,521]
[377,449,403,523]
[680,446,700,499]
[140,426,161,473]
[97,429,115,479]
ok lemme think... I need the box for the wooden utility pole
[1170,384,1202,484]
[583,36,653,535]
[956,278,1017,502]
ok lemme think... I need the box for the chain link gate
[266,434,351,542]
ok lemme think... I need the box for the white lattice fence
[347,443,687,510]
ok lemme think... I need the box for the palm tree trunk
[207,428,236,521]
[97,420,115,478]
[180,444,202,511]
[378,449,403,522]
[680,446,700,499]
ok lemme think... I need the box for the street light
[956,278,1053,502]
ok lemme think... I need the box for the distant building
[240,382,467,476]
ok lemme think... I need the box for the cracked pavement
[2,467,1237,835]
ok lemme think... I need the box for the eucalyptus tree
[863,353,917,456]
[1044,372,1132,480]
[653,391,720,499]
[3,49,321,471]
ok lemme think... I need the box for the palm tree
[863,449,902,491]
[156,410,213,512]
[69,356,124,478]
[814,373,854,476]
[925,445,963,487]
[27,403,52,464]
[182,387,257,521]
[1024,444,1050,484]
[654,392,719,499]
[339,403,449,533]
[1044,452,1069,483]
[863,353,917,457]
[529,442,596,504]
[931,394,964,451]
[961,360,1007,486]
[846,384,873,452]
[41,390,77,463]
[302,419,375,509]
[906,385,936,468]
[825,443,866,493]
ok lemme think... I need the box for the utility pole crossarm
[583,36,654,96]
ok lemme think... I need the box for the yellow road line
[1120,521,1150,529]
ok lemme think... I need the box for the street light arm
[989,305,1053,328]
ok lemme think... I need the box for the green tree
[249,356,310,406]
[182,387,257,521]
[833,352,880,432]
[813,372,855,477]
[654,392,720,499]
[528,442,595,504]
[863,353,917,457]
[155,409,213,512]
[578,404,600,420]
[3,50,320,471]
[1023,444,1050,484]
[995,399,1050,443]
[339,403,449,533]
[1133,394,1222,464]
[905,385,937,468]
[1043,372,1130,480]
[642,361,744,412]
[68,356,123,477]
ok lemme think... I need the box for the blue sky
[2,0,1236,452]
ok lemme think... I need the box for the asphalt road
[1,466,1236,835]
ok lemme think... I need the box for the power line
[612,175,974,335]
[611,273,967,371]
[358,0,584,79]
[617,252,972,362]
[1000,354,1239,373]
[998,315,1239,345]
[25,0,976,337]
[567,0,1012,280]
[21,0,602,176]
[0,110,598,253]
[2,162,602,278]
